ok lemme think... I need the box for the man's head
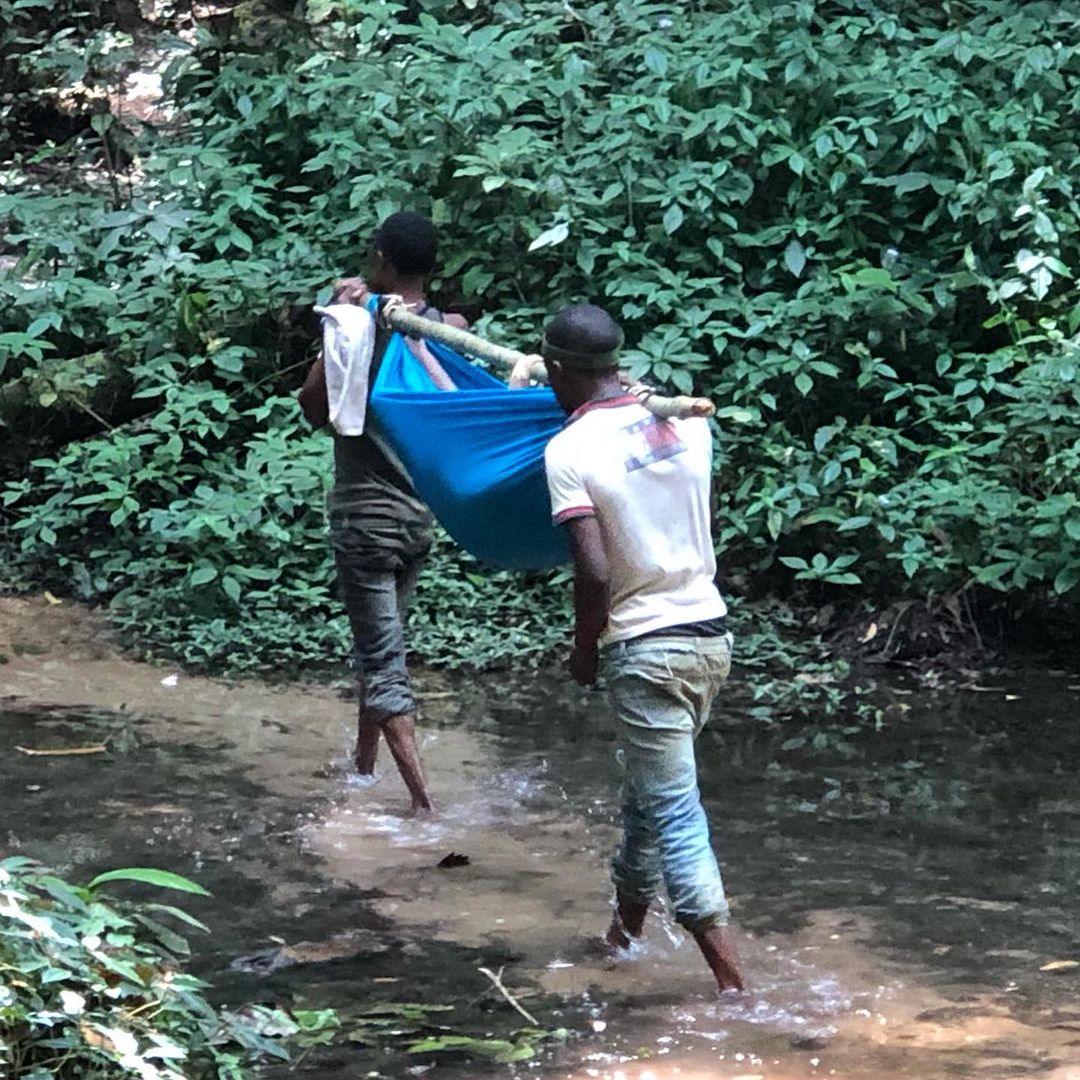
[366,211,438,292]
[542,304,624,414]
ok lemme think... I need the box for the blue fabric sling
[367,320,570,570]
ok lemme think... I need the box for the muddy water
[2,596,1080,1080]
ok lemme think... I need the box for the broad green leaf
[825,572,861,585]
[644,48,668,76]
[134,914,191,955]
[190,565,218,586]
[715,406,754,423]
[845,267,897,290]
[142,903,210,933]
[662,204,684,235]
[1053,565,1080,595]
[838,516,872,532]
[88,868,211,896]
[783,239,806,277]
[527,222,569,252]
[891,172,930,195]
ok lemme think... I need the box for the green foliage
[2,0,1079,671]
[0,857,327,1079]
[408,1027,567,1064]
[341,1002,566,1067]
[85,869,212,896]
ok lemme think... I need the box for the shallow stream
[2,597,1079,1079]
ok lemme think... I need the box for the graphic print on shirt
[622,415,687,473]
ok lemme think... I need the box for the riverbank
[2,594,1079,1079]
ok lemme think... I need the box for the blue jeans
[602,632,734,933]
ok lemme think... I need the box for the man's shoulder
[544,416,587,451]
[544,423,578,466]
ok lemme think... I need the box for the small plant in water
[0,858,327,1079]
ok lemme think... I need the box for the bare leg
[605,893,649,951]
[692,925,745,992]
[353,705,381,775]
[381,712,434,814]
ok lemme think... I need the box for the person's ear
[368,250,388,284]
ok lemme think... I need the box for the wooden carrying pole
[379,300,715,420]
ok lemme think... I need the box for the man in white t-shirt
[541,303,745,993]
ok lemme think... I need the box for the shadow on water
[3,656,1080,1079]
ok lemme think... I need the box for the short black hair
[373,211,437,277]
[544,303,622,358]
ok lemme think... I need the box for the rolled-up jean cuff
[678,906,730,934]
[363,682,415,722]
[612,880,660,909]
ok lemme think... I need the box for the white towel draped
[314,303,377,436]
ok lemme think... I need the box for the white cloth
[315,303,377,436]
[544,397,726,646]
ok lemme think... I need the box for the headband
[541,331,623,370]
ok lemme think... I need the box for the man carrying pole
[298,211,465,815]
[539,303,746,993]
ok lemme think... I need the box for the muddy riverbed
[2,595,1079,1079]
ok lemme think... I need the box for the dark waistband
[631,615,728,643]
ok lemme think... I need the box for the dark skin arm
[564,515,610,686]
[298,354,329,428]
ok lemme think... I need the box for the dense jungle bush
[1,0,1079,670]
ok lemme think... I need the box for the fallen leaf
[1040,960,1080,973]
[16,744,107,756]
[437,852,470,869]
[43,591,62,605]
[860,622,879,643]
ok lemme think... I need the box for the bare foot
[604,915,634,953]
[381,713,435,812]
[609,895,649,948]
[353,716,380,774]
[693,925,746,993]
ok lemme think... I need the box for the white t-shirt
[544,395,727,646]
